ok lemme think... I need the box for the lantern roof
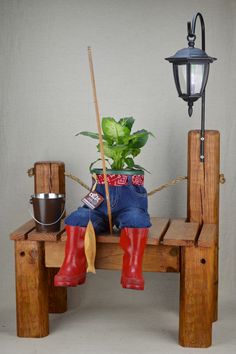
[165,47,216,63]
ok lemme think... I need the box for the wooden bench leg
[48,268,67,313]
[179,245,214,347]
[15,241,49,337]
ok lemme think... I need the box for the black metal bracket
[188,12,206,162]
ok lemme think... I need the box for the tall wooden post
[34,161,67,313]
[15,240,49,337]
[187,130,220,321]
[179,244,215,347]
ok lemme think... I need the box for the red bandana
[96,173,144,186]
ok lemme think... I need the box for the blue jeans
[65,175,151,233]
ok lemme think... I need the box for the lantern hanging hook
[187,12,206,162]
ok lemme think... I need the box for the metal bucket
[30,193,65,232]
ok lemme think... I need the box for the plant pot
[91,168,144,176]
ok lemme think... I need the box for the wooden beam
[34,161,65,194]
[187,130,220,321]
[15,241,49,337]
[47,268,67,314]
[45,241,180,273]
[179,244,214,347]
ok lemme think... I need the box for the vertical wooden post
[48,268,67,313]
[179,245,214,347]
[34,161,65,195]
[187,130,220,321]
[15,241,49,337]
[34,161,67,313]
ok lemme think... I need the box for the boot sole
[121,277,144,291]
[54,274,86,287]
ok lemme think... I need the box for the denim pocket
[130,185,147,198]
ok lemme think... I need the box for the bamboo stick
[87,47,113,234]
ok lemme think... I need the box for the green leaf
[130,148,141,157]
[102,117,130,144]
[89,158,111,173]
[76,131,101,139]
[125,157,135,168]
[133,164,150,173]
[129,130,154,148]
[118,117,135,131]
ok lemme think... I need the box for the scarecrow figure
[54,49,152,291]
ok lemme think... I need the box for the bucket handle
[28,199,65,226]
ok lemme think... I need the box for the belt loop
[128,175,132,185]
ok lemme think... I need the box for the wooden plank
[197,224,217,248]
[34,161,65,194]
[179,244,214,347]
[27,220,65,241]
[147,217,170,244]
[47,268,67,313]
[10,220,35,240]
[45,241,180,272]
[187,130,220,321]
[60,217,170,245]
[15,241,49,337]
[162,219,199,246]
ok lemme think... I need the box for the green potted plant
[54,116,153,291]
[77,116,153,174]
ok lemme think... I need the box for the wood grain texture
[45,241,179,272]
[27,221,65,241]
[197,224,217,248]
[10,220,35,240]
[187,130,220,321]
[179,244,215,347]
[15,241,49,337]
[47,268,67,313]
[34,161,65,194]
[61,217,170,245]
[162,219,199,246]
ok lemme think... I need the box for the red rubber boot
[54,225,87,287]
[120,228,148,290]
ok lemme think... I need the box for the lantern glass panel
[177,63,205,95]
[178,64,187,94]
[190,64,204,94]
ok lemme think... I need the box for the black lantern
[166,13,217,161]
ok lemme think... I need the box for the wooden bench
[9,130,220,347]
[10,217,216,347]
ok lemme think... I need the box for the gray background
[0,0,235,353]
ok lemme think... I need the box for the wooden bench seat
[10,216,217,345]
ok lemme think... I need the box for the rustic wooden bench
[9,130,220,348]
[10,217,216,347]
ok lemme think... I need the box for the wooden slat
[162,219,199,246]
[45,241,180,272]
[147,217,170,244]
[27,221,65,241]
[10,220,35,240]
[197,224,217,248]
[60,217,170,245]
